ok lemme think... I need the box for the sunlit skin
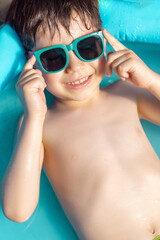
[103,29,160,91]
[25,16,160,111]
[11,10,160,240]
[27,14,107,111]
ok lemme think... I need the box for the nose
[65,50,85,73]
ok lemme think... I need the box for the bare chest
[43,94,160,240]
[43,95,158,183]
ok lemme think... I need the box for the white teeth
[75,81,80,84]
[67,76,89,85]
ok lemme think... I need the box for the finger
[18,69,37,81]
[16,73,46,88]
[22,78,47,91]
[17,69,43,86]
[23,55,37,72]
[106,50,129,76]
[111,58,131,79]
[102,28,127,51]
[16,75,47,87]
[34,69,43,76]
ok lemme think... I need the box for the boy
[2,0,160,239]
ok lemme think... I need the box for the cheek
[34,60,62,84]
[42,72,62,85]
[42,72,66,97]
[92,56,106,75]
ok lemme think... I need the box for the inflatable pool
[0,1,160,239]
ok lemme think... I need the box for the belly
[45,154,160,240]
[78,172,160,240]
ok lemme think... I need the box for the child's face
[29,11,106,105]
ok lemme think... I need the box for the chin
[71,87,100,102]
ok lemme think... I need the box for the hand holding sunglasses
[103,29,158,90]
[16,55,47,119]
[32,31,105,73]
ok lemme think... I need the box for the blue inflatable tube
[100,0,160,44]
[0,24,27,92]
[0,0,160,92]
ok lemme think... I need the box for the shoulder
[112,79,139,93]
[103,79,139,102]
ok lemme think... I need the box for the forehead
[34,11,97,51]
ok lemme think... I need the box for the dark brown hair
[5,0,102,52]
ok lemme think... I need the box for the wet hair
[5,0,102,52]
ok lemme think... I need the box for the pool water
[0,41,160,240]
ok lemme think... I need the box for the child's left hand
[103,29,156,89]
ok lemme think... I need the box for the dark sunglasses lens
[40,48,66,72]
[77,36,103,60]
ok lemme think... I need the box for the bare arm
[2,113,45,223]
[2,54,47,223]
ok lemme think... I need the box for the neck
[52,87,103,112]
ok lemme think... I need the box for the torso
[42,80,160,240]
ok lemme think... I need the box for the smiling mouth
[66,76,90,85]
[64,75,93,89]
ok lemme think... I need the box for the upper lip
[65,75,92,84]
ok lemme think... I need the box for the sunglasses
[33,31,105,73]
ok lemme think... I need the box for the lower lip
[65,75,93,89]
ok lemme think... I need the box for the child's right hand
[16,55,47,119]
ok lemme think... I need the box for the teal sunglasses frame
[33,30,105,73]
